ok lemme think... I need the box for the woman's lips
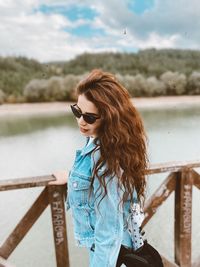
[80,127,88,133]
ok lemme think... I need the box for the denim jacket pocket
[69,176,91,207]
[68,173,95,240]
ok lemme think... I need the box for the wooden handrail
[1,160,200,191]
[0,175,55,191]
[147,160,200,174]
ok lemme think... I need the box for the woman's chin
[80,130,90,137]
[79,128,96,137]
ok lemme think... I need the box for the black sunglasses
[70,104,100,124]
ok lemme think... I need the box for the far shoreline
[0,95,200,117]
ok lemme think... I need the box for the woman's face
[76,94,101,137]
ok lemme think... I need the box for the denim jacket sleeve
[90,149,124,267]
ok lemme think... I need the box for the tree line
[0,48,200,104]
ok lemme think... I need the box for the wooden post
[48,185,69,267]
[174,169,193,267]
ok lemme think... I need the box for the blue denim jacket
[66,138,141,267]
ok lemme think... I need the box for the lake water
[0,106,200,266]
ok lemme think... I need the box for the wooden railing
[0,160,200,267]
[0,176,69,267]
[144,160,200,267]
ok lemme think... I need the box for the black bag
[116,202,163,267]
[116,240,164,267]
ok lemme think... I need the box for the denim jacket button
[73,182,78,188]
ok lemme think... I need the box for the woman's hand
[48,170,68,185]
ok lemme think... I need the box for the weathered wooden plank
[147,160,200,174]
[142,172,176,228]
[0,175,55,191]
[174,170,193,267]
[48,185,69,267]
[0,257,15,267]
[0,188,49,258]
[161,255,179,267]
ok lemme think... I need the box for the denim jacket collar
[80,137,99,156]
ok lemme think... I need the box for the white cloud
[92,0,200,50]
[0,0,200,62]
[117,32,180,50]
[88,0,200,52]
[0,1,100,61]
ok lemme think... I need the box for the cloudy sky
[0,0,199,62]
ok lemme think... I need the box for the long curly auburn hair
[76,69,148,205]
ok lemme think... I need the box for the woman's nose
[77,116,87,125]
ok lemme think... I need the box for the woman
[49,69,148,267]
